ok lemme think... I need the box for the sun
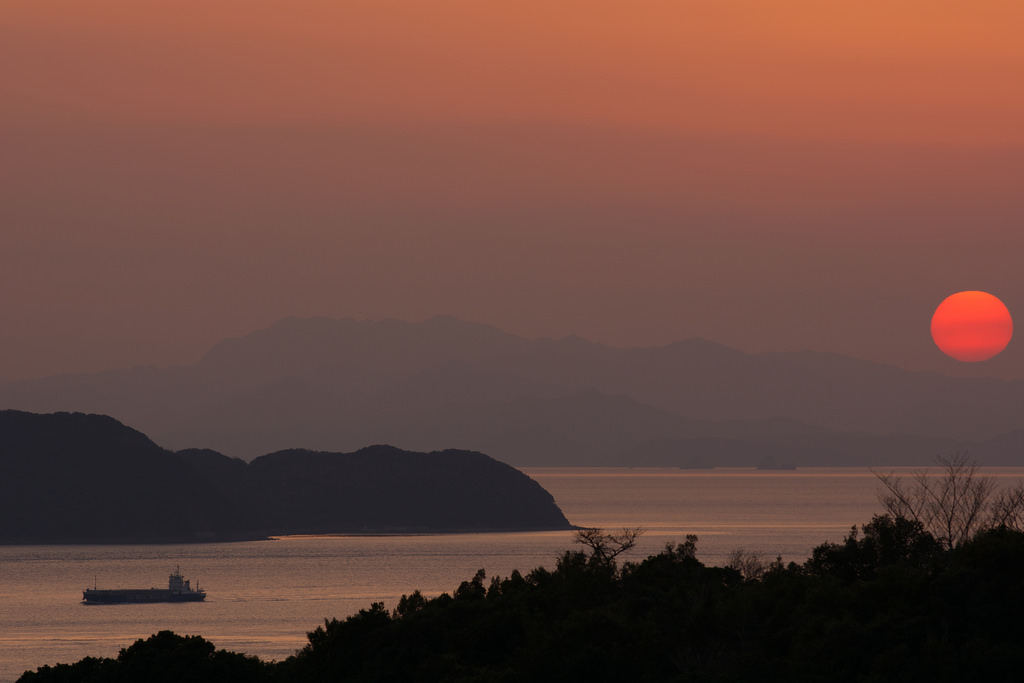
[930,291,1013,362]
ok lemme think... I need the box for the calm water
[3,467,1023,681]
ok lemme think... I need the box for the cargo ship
[82,567,206,604]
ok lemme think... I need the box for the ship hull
[83,589,206,604]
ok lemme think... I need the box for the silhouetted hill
[1,316,1023,465]
[0,411,570,543]
[0,411,222,542]
[244,446,567,533]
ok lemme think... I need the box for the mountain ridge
[0,410,571,544]
[1,316,1021,466]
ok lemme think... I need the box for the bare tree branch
[989,483,1024,531]
[726,549,769,581]
[573,527,644,564]
[873,453,1016,551]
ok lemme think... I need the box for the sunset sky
[3,1,1023,381]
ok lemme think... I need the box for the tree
[572,527,643,565]
[726,548,770,581]
[874,452,1024,551]
[18,632,269,683]
[988,483,1024,532]
[804,514,941,581]
[393,589,427,617]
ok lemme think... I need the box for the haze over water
[5,467,1024,681]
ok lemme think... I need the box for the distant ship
[82,567,206,604]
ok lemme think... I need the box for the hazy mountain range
[1,315,1022,467]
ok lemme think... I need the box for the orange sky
[2,1,1023,380]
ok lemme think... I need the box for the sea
[3,466,1023,681]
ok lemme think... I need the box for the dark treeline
[20,514,1024,682]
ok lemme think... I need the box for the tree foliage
[20,520,1024,682]
[18,631,269,683]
